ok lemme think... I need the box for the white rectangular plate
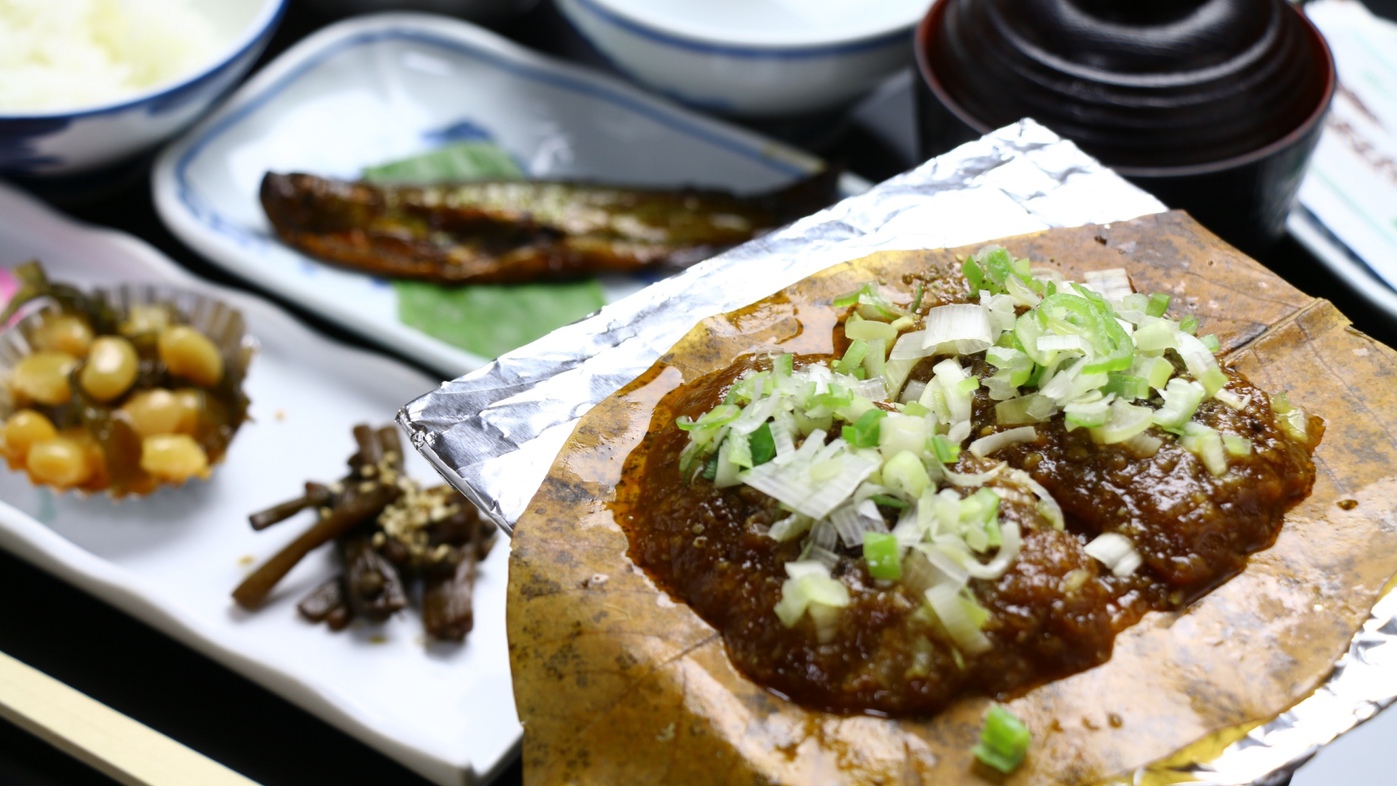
[0,181,516,786]
[152,11,853,379]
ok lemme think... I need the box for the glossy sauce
[612,294,1321,717]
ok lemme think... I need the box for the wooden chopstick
[0,650,260,786]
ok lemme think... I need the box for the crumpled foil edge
[397,117,1394,784]
[399,118,1165,531]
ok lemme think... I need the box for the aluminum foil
[396,117,1395,783]
[398,118,1165,530]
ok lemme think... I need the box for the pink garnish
[0,267,17,313]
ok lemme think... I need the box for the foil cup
[0,281,257,496]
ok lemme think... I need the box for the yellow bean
[1,409,57,467]
[171,388,203,434]
[158,326,223,387]
[26,436,94,488]
[71,430,110,492]
[121,304,171,337]
[80,336,139,402]
[31,314,93,357]
[140,434,210,482]
[118,388,184,437]
[9,351,76,406]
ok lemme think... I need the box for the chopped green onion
[922,304,994,353]
[972,705,1031,774]
[833,284,872,308]
[1153,378,1206,429]
[1084,532,1142,576]
[842,408,887,448]
[925,583,991,655]
[701,457,719,481]
[1213,388,1251,411]
[834,340,870,375]
[968,426,1038,457]
[1104,373,1150,401]
[1180,314,1199,334]
[749,423,776,466]
[1132,355,1175,390]
[1064,396,1110,429]
[727,430,754,470]
[960,488,1001,527]
[870,494,911,509]
[862,337,888,382]
[864,532,903,580]
[995,395,1048,426]
[962,256,986,293]
[930,434,961,463]
[677,403,740,432]
[1132,320,1178,353]
[1146,292,1171,317]
[1090,400,1154,444]
[1181,421,1228,476]
[846,313,899,342]
[1223,434,1253,456]
[882,450,931,498]
[774,564,851,629]
[1271,391,1310,442]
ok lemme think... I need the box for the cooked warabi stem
[323,602,353,632]
[232,483,399,609]
[238,422,492,642]
[376,424,402,467]
[258,170,838,285]
[296,577,347,623]
[339,533,408,621]
[422,553,477,642]
[422,507,496,641]
[431,506,498,561]
[248,482,332,530]
[352,423,383,472]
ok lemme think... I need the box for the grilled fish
[259,170,839,285]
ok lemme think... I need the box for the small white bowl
[555,0,926,118]
[0,0,286,177]
[301,0,539,26]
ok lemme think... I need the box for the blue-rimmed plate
[152,12,863,379]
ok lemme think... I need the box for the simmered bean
[158,326,223,387]
[9,351,76,406]
[120,304,171,337]
[31,314,93,357]
[1,409,57,466]
[171,388,203,433]
[26,436,94,488]
[80,336,139,402]
[119,388,186,437]
[140,434,210,482]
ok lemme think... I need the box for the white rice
[0,0,221,113]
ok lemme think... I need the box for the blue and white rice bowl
[555,0,927,118]
[0,0,286,177]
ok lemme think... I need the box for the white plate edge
[0,181,501,786]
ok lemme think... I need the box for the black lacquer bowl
[914,0,1335,255]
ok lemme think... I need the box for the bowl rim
[561,0,923,53]
[0,0,288,122]
[914,0,1337,178]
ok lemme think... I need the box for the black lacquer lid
[922,0,1328,170]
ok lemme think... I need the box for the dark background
[2,1,1395,784]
